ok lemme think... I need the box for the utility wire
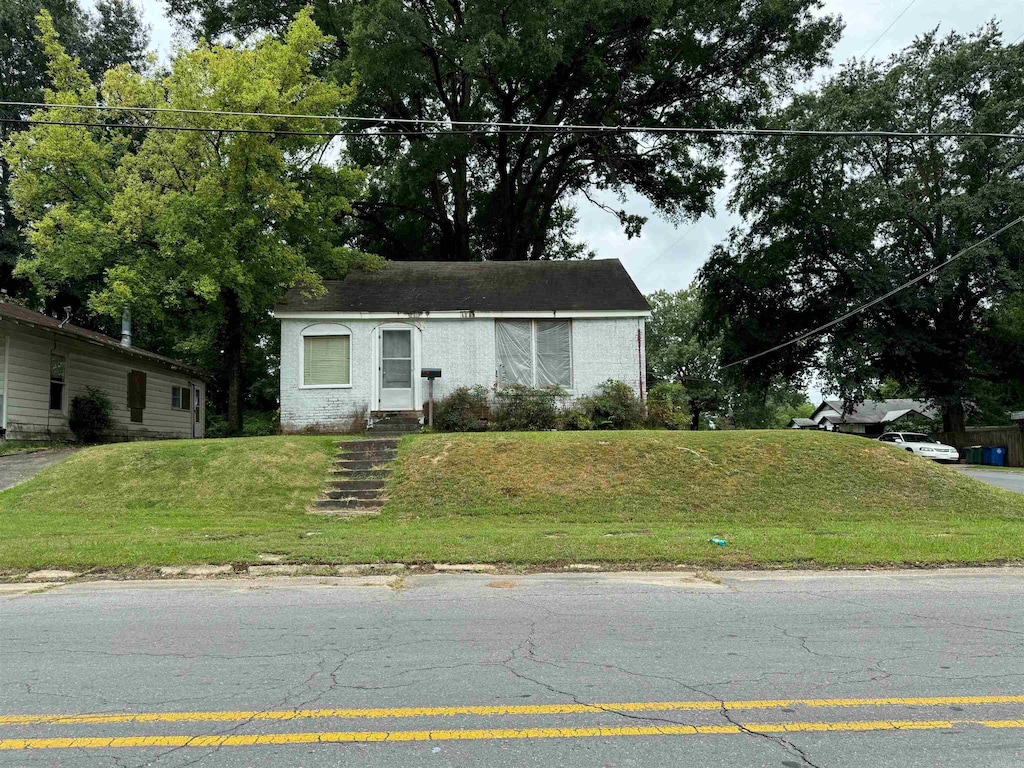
[0,116,554,138]
[721,214,1024,369]
[632,220,701,277]
[862,0,918,58]
[2,102,1023,141]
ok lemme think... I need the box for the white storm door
[379,329,414,410]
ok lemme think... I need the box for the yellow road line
[0,695,1021,726]
[1,719,1023,750]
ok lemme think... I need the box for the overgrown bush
[557,407,593,431]
[206,410,279,438]
[646,381,691,430]
[434,386,490,432]
[577,379,645,429]
[491,385,563,431]
[69,387,114,443]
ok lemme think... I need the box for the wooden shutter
[128,370,147,409]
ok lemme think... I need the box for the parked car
[878,432,960,462]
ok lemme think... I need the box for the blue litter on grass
[709,537,727,547]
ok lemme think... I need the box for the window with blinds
[303,335,351,386]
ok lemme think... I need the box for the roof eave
[2,314,207,379]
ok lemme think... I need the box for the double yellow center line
[1,695,1022,751]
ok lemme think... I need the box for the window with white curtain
[495,319,571,388]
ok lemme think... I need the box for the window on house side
[171,386,191,411]
[303,335,350,386]
[49,354,65,411]
[495,320,571,388]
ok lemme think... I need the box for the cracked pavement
[1,568,1023,767]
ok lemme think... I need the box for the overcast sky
[134,0,1023,400]
[137,0,1024,293]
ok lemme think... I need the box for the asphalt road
[954,466,1024,494]
[2,569,1023,767]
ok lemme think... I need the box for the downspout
[637,322,645,401]
[1,334,9,438]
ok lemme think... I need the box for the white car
[878,432,960,462]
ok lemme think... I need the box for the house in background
[788,417,818,430]
[0,302,205,442]
[272,259,650,433]
[809,398,938,436]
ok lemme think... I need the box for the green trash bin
[965,445,983,464]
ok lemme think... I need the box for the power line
[862,0,918,58]
[721,214,1024,369]
[632,220,701,277]
[2,102,1023,141]
[0,116,551,138]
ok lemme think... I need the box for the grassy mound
[1,430,1021,570]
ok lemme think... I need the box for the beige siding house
[0,302,206,442]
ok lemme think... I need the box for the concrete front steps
[312,414,421,517]
[367,410,423,438]
[313,436,400,517]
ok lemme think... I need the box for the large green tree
[5,9,372,432]
[167,0,840,261]
[647,287,809,429]
[646,288,724,429]
[700,26,1024,432]
[0,0,148,318]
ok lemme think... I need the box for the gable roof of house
[789,417,818,428]
[274,259,650,314]
[0,301,205,378]
[811,398,938,425]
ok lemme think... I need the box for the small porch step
[339,439,400,451]
[328,479,387,492]
[314,498,386,510]
[330,468,392,480]
[334,459,393,471]
[338,452,397,466]
[323,488,385,500]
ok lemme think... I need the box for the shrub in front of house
[557,406,593,431]
[434,385,491,432]
[491,384,563,431]
[577,379,646,429]
[646,381,691,430]
[69,387,114,443]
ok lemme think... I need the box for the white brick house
[272,260,651,433]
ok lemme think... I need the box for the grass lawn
[1,431,1022,572]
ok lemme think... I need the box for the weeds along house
[273,259,651,433]
[0,302,206,441]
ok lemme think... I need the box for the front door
[379,328,414,410]
[192,385,202,438]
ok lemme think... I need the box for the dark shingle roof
[0,301,205,377]
[274,259,650,314]
[812,398,938,425]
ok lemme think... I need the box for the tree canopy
[647,287,810,429]
[167,0,841,261]
[0,0,148,317]
[4,9,372,432]
[699,26,1024,431]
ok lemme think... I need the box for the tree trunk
[223,288,244,435]
[942,400,966,434]
[690,407,701,431]
[451,157,471,261]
